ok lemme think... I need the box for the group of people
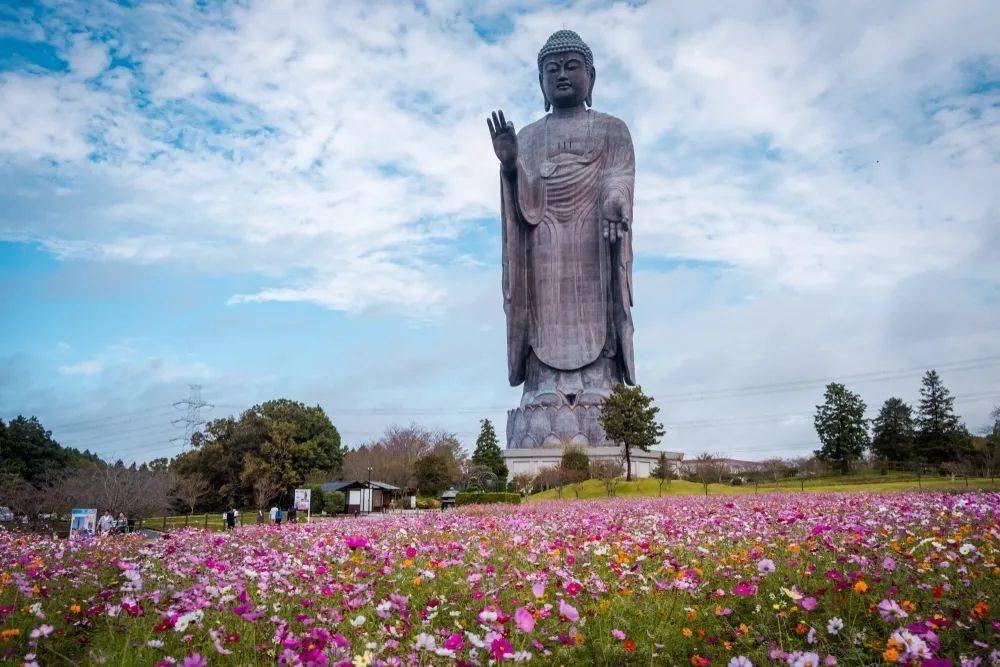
[97,510,130,535]
[262,505,299,525]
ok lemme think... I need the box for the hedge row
[454,492,522,506]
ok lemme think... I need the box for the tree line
[814,370,999,476]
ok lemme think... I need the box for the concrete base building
[503,446,683,479]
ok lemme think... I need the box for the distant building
[319,480,400,514]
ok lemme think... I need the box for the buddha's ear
[539,72,550,112]
[586,67,596,108]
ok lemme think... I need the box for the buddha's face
[539,52,593,109]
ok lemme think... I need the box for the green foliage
[414,451,452,496]
[813,383,869,474]
[0,416,102,483]
[914,370,972,464]
[471,418,508,485]
[309,485,325,514]
[598,384,665,481]
[870,397,915,462]
[560,446,590,480]
[172,399,343,510]
[415,496,441,509]
[323,491,345,514]
[454,491,521,506]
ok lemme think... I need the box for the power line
[47,404,177,430]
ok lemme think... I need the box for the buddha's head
[537,30,595,112]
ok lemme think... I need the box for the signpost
[69,508,97,538]
[294,488,311,522]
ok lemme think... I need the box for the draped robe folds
[500,110,635,390]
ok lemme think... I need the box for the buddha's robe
[500,109,635,388]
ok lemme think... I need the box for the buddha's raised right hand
[487,109,517,173]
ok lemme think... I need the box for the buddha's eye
[566,60,579,70]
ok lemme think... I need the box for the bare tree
[341,424,466,492]
[689,453,726,496]
[590,458,624,497]
[511,473,536,495]
[251,474,282,512]
[54,464,176,521]
[175,473,211,515]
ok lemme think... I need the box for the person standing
[288,506,297,524]
[115,512,128,534]
[257,508,264,524]
[269,505,278,524]
[224,507,236,531]
[274,507,283,526]
[98,510,114,535]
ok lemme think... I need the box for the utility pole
[172,385,210,447]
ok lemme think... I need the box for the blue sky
[1,0,998,463]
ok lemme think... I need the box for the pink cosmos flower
[345,536,366,549]
[181,653,208,667]
[490,636,514,661]
[878,599,908,621]
[559,599,580,622]
[883,556,896,571]
[612,629,626,641]
[515,607,535,633]
[729,657,754,667]
[531,581,545,598]
[800,597,818,611]
[732,581,758,596]
[757,559,776,574]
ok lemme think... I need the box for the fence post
[185,514,189,527]
[204,514,209,529]
[162,515,167,530]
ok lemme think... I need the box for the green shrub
[454,492,522,506]
[323,491,345,514]
[415,497,441,510]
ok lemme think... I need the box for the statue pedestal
[506,402,608,449]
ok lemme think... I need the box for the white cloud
[59,359,103,375]
[0,1,997,458]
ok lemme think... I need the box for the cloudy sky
[1,0,998,464]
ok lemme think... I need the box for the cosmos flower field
[1,493,997,666]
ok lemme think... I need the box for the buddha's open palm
[487,109,517,171]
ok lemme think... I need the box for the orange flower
[682,627,693,638]
[971,601,989,620]
[794,622,808,635]
[901,600,916,613]
[853,580,869,593]
[691,654,710,667]
[69,604,81,614]
[883,647,899,662]
[0,628,21,641]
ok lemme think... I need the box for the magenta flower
[531,581,545,598]
[443,632,464,651]
[345,536,366,549]
[515,607,535,633]
[800,597,818,611]
[612,628,626,640]
[732,581,758,596]
[883,556,896,571]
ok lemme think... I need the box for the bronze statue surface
[488,30,636,449]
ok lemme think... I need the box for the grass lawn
[527,472,999,500]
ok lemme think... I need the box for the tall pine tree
[471,419,508,486]
[870,397,915,463]
[813,383,869,474]
[914,370,971,464]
